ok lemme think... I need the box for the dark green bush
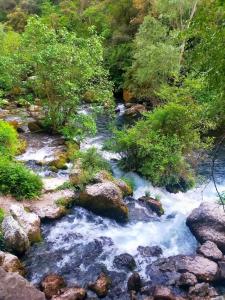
[0,158,43,200]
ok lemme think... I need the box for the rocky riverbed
[1,103,225,299]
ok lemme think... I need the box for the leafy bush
[110,102,209,191]
[73,147,111,187]
[0,120,20,157]
[0,158,43,200]
[0,208,4,223]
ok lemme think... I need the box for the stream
[13,104,225,297]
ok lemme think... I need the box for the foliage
[73,147,111,187]
[0,208,4,251]
[0,208,4,223]
[0,157,43,200]
[0,120,20,157]
[111,102,210,188]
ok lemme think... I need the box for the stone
[176,255,218,282]
[124,104,146,117]
[89,272,111,298]
[52,287,86,300]
[28,121,43,133]
[127,272,141,292]
[138,196,164,216]
[123,90,135,103]
[177,272,197,287]
[197,241,223,261]
[188,283,218,299]
[10,204,41,243]
[186,202,225,252]
[137,246,162,257]
[2,216,30,254]
[77,182,129,222]
[94,171,133,196]
[113,253,136,271]
[153,286,176,300]
[0,251,25,276]
[0,267,45,300]
[41,274,66,299]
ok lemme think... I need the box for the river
[17,104,225,296]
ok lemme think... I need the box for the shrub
[0,208,5,251]
[0,120,20,157]
[0,158,43,200]
[0,208,4,223]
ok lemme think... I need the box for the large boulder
[0,267,45,300]
[77,182,129,222]
[0,251,25,276]
[113,253,136,272]
[2,216,30,254]
[10,204,41,243]
[186,202,225,252]
[124,104,146,117]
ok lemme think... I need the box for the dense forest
[0,1,225,300]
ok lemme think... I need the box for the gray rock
[197,241,223,261]
[0,267,45,300]
[10,204,41,243]
[113,253,136,271]
[187,202,225,252]
[188,283,218,299]
[2,216,30,254]
[0,251,25,276]
[77,182,129,222]
[177,272,197,287]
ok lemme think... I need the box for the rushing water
[21,104,225,292]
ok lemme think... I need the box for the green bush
[0,120,20,157]
[0,208,4,223]
[0,208,5,251]
[0,158,43,200]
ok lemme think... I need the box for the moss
[16,138,27,155]
[56,197,74,209]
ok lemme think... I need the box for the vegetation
[0,208,5,251]
[0,158,43,199]
[0,0,224,193]
[0,120,20,157]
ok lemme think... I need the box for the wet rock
[113,253,136,272]
[177,272,197,287]
[197,241,223,261]
[123,90,136,103]
[124,104,146,117]
[216,261,225,280]
[29,190,75,220]
[153,285,176,300]
[28,121,43,133]
[188,283,218,299]
[52,287,86,300]
[77,182,129,222]
[127,272,141,292]
[89,272,111,298]
[138,197,164,216]
[41,274,66,299]
[186,202,225,252]
[0,267,45,300]
[93,171,133,196]
[0,251,25,276]
[176,255,218,282]
[2,215,30,254]
[10,204,41,243]
[137,246,162,257]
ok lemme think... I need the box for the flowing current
[21,104,225,288]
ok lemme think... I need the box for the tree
[20,17,113,139]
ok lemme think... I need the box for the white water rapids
[19,104,225,284]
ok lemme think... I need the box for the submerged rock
[0,251,25,276]
[2,216,30,255]
[10,204,41,243]
[197,241,223,261]
[138,196,164,216]
[113,253,136,272]
[127,272,141,292]
[89,272,111,298]
[77,182,129,222]
[187,202,225,252]
[41,274,66,299]
[0,267,45,300]
[137,246,162,258]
